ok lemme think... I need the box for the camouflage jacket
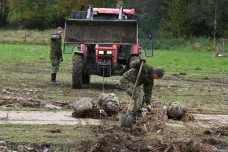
[123,56,154,104]
[50,33,62,59]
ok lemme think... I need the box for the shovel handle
[127,61,144,112]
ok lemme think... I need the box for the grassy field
[147,49,228,77]
[1,43,227,77]
[0,43,228,151]
[0,29,52,45]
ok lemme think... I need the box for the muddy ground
[0,64,228,151]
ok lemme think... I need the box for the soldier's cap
[56,27,63,31]
[153,67,164,78]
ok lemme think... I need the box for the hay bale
[167,102,187,120]
[98,93,120,116]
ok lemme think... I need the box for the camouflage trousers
[51,57,60,73]
[119,77,144,112]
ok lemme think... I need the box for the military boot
[51,73,60,85]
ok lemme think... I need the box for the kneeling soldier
[120,54,164,121]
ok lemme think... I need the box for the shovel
[120,61,144,129]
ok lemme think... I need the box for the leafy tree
[2,0,228,37]
[116,0,126,8]
[159,0,190,38]
[0,0,10,26]
[92,0,116,8]
[140,0,165,35]
[8,0,29,21]
[186,0,228,38]
[9,0,28,20]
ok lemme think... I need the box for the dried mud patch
[0,96,40,108]
[204,126,228,136]
[0,95,70,110]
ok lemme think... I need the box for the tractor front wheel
[72,54,83,89]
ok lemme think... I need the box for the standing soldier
[50,27,63,85]
[119,48,164,122]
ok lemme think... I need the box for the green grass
[1,44,227,78]
[152,37,217,50]
[147,49,228,77]
[0,124,95,144]
[0,29,54,45]
[0,44,73,72]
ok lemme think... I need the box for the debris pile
[72,93,121,118]
[71,97,100,118]
[98,93,120,116]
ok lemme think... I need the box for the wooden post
[24,29,27,42]
[216,46,219,57]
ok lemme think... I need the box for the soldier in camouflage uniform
[120,48,164,121]
[50,27,63,85]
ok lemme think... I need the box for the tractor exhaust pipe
[86,6,93,19]
[118,7,123,20]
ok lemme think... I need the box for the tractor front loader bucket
[64,19,137,44]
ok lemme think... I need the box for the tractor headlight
[107,51,112,54]
[99,50,104,54]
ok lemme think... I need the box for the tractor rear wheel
[72,54,83,89]
[82,72,90,84]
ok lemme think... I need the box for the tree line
[1,0,228,38]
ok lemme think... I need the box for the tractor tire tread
[72,54,83,89]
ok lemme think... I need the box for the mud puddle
[0,110,227,127]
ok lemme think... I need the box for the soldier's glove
[140,58,146,63]
[146,104,152,112]
[59,57,63,62]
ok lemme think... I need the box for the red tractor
[64,7,143,89]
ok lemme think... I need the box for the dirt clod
[47,128,62,134]
[167,102,187,120]
[98,93,120,116]
[204,130,212,135]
